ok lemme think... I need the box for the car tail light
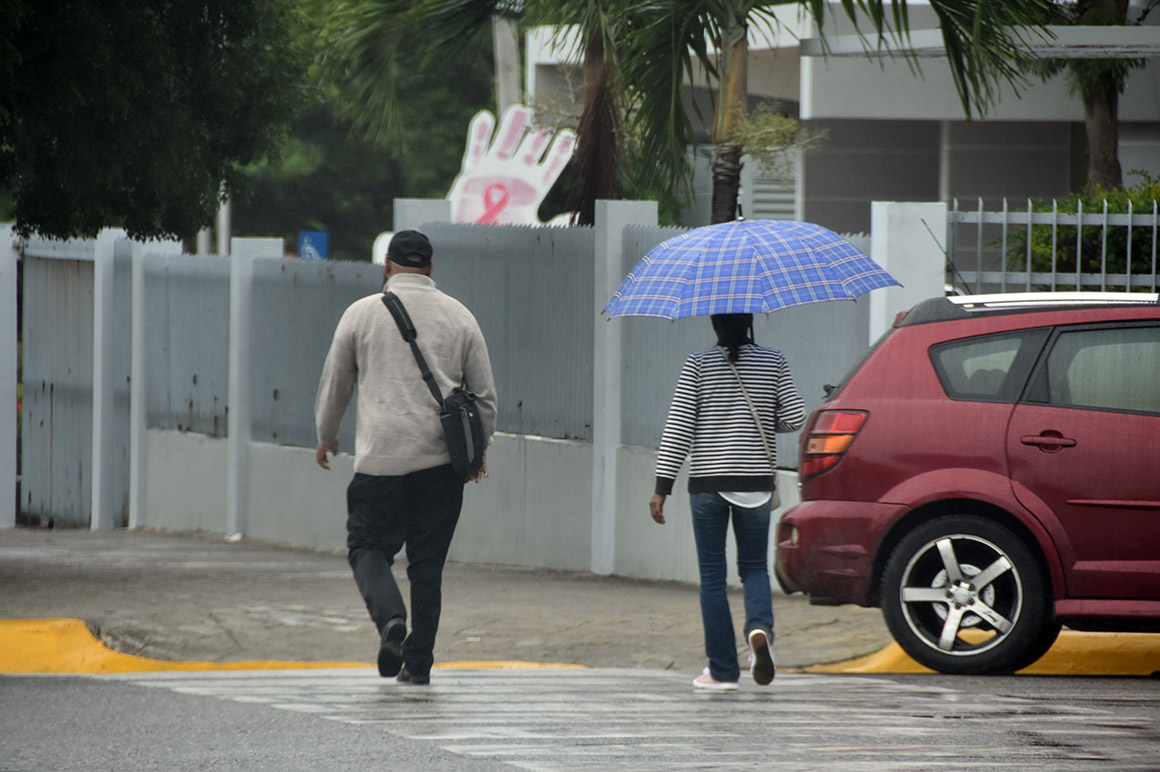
[800,410,868,481]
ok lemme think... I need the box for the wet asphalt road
[3,668,1158,771]
[3,528,1158,769]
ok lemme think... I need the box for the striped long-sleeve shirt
[655,344,806,495]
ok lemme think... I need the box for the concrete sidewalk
[0,527,891,672]
[2,527,1157,677]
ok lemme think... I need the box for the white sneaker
[692,668,738,691]
[748,629,776,686]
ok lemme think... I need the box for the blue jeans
[690,492,774,682]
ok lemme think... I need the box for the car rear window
[930,329,1049,403]
[1039,324,1160,414]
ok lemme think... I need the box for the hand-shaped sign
[447,105,576,226]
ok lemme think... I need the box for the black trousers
[345,465,464,676]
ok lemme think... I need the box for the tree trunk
[1077,0,1129,190]
[710,143,743,224]
[566,33,622,226]
[711,21,748,145]
[709,15,749,225]
[1083,87,1122,191]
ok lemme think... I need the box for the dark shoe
[397,666,430,685]
[377,618,406,678]
[748,628,776,686]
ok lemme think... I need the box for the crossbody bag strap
[725,357,776,473]
[382,291,445,409]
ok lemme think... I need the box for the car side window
[930,330,1048,402]
[1042,325,1160,414]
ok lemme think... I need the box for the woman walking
[650,314,805,691]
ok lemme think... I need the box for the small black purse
[382,292,485,481]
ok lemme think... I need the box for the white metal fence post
[1,225,17,528]
[90,228,127,530]
[592,199,657,575]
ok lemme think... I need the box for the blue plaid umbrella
[604,219,901,320]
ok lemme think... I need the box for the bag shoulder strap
[724,356,776,472]
[382,291,445,409]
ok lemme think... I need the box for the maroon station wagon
[775,292,1160,674]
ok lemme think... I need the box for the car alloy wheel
[882,515,1054,675]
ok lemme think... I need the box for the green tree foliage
[316,0,496,153]
[0,0,305,240]
[233,1,495,259]
[232,108,401,262]
[1004,172,1160,285]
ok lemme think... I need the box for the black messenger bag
[382,292,485,481]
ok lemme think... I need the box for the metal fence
[20,240,100,526]
[425,223,597,441]
[948,198,1160,294]
[18,214,882,527]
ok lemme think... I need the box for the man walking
[315,230,497,685]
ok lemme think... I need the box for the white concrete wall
[449,434,592,571]
[140,428,798,589]
[869,201,950,344]
[247,442,349,552]
[112,201,938,589]
[613,445,700,583]
[141,431,593,569]
[143,430,228,534]
[613,444,801,586]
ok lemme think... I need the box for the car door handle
[1021,434,1076,449]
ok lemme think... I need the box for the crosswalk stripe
[94,667,1156,770]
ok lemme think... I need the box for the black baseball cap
[387,230,433,267]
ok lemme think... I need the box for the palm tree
[1034,0,1147,191]
[318,0,1060,225]
[522,1,631,225]
[621,0,1062,224]
[318,0,631,225]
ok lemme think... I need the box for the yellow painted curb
[805,631,1160,676]
[437,661,587,670]
[0,619,370,674]
[0,619,585,675]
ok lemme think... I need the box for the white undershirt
[720,491,772,509]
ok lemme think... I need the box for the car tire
[1008,617,1063,672]
[881,515,1053,675]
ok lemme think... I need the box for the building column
[90,228,128,529]
[869,201,948,344]
[226,238,283,538]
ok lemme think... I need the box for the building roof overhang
[800,25,1160,60]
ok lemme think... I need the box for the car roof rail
[897,292,1160,327]
[949,292,1160,310]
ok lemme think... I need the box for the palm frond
[316,0,416,146]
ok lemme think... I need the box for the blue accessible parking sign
[298,231,329,261]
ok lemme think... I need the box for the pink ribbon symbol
[476,183,510,225]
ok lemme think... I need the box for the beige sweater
[315,274,497,476]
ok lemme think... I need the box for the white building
[525,2,1160,233]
